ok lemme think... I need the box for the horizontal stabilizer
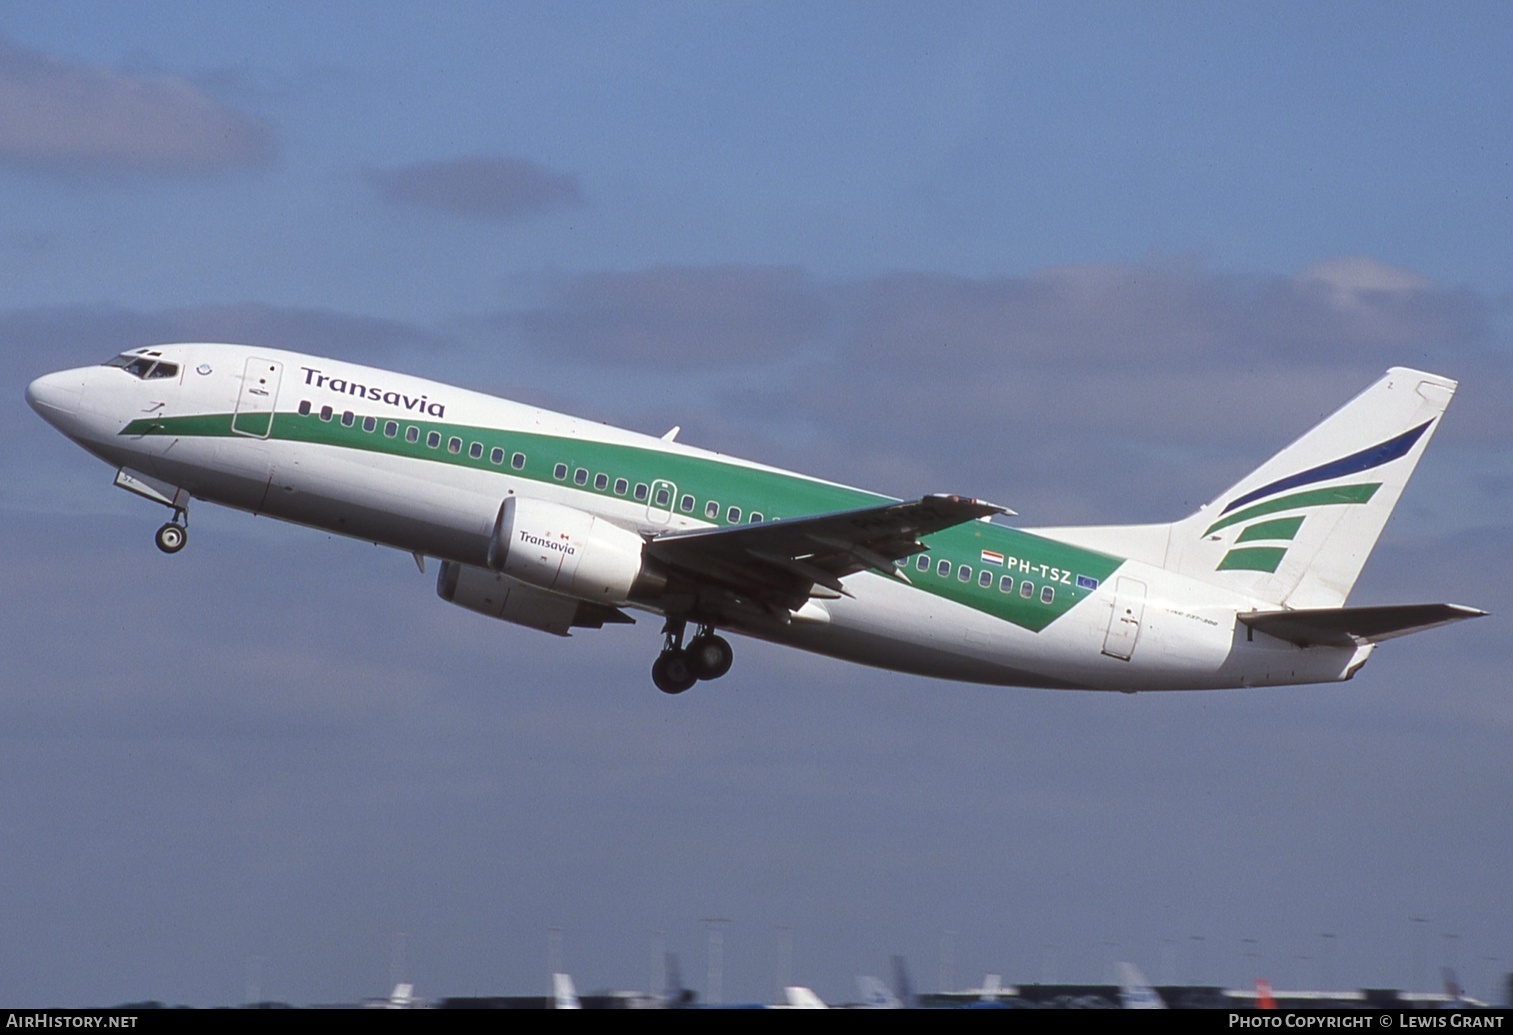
[1239,603,1485,648]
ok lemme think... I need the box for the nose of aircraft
[25,369,86,424]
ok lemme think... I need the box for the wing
[646,493,1008,620]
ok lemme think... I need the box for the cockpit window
[104,355,179,380]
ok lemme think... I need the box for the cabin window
[426,431,441,448]
[469,441,484,460]
[447,437,461,454]
[553,463,568,480]
[614,477,628,495]
[1041,586,1055,604]
[405,426,419,444]
[489,447,504,464]
[705,500,719,519]
[999,575,1014,594]
[596,473,610,491]
[512,453,526,470]
[573,467,588,486]
[634,483,648,501]
[341,411,355,427]
[979,570,993,588]
[727,506,741,524]
[362,416,377,433]
[679,494,694,513]
[385,421,398,438]
[654,486,671,507]
[1020,581,1034,599]
[319,405,333,421]
[298,400,311,416]
[916,555,929,572]
[936,559,950,578]
[749,512,763,523]
[957,564,971,583]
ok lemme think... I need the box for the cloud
[493,257,1499,523]
[509,265,833,366]
[367,155,584,221]
[502,258,1489,381]
[0,36,275,175]
[842,259,1490,380]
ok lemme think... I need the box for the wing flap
[1238,603,1485,648]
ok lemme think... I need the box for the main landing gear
[154,508,188,554]
[651,619,734,695]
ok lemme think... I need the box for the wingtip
[925,493,1014,517]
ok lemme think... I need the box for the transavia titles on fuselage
[27,345,1483,694]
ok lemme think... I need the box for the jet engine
[436,561,583,635]
[486,496,666,603]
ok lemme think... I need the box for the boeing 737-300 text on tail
[27,346,1483,694]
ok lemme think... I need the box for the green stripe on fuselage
[121,409,1124,632]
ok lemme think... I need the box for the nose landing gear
[154,509,188,554]
[154,522,186,553]
[651,620,734,694]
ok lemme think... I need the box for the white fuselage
[27,344,1369,692]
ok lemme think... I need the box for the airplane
[552,972,581,1010]
[778,986,828,1009]
[1116,963,1165,1009]
[26,343,1484,694]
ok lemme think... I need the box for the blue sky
[2,2,1510,1007]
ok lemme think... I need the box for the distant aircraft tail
[1116,963,1165,1009]
[1442,967,1468,1007]
[1030,368,1459,609]
[856,975,903,1009]
[663,951,694,1008]
[783,986,828,1009]
[891,955,916,1009]
[553,972,581,1010]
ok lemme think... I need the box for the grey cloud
[844,259,1490,381]
[511,265,833,366]
[0,36,275,175]
[701,259,1499,522]
[367,155,584,221]
[491,257,1500,521]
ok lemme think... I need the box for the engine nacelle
[436,561,582,635]
[486,496,662,603]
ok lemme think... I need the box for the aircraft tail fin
[553,972,581,1010]
[783,986,828,1008]
[1116,963,1166,1009]
[1442,968,1468,1007]
[891,955,916,1009]
[856,975,902,1009]
[1028,368,1457,609]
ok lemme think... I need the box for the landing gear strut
[651,620,734,694]
[154,510,188,555]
